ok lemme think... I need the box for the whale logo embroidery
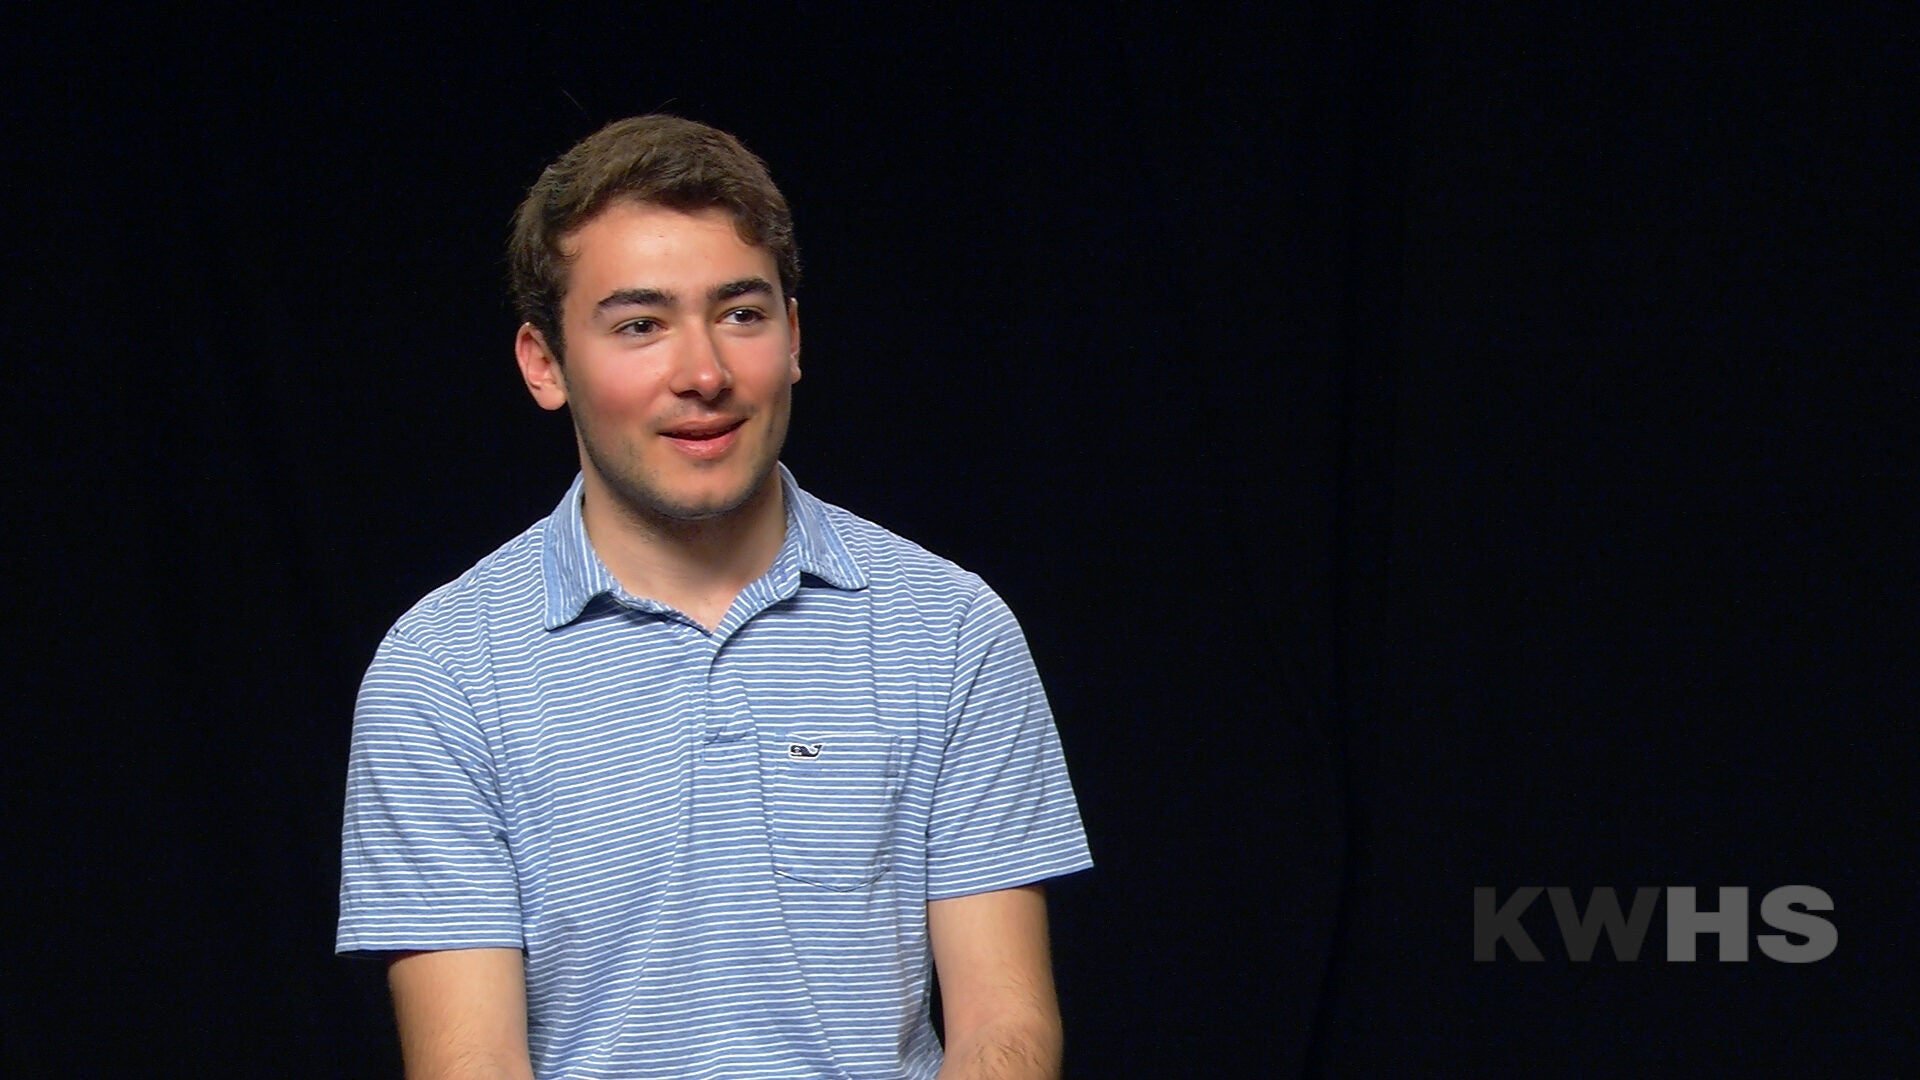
[788,743,825,760]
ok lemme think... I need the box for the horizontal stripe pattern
[338,467,1091,1079]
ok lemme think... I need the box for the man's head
[509,115,801,361]
[510,117,805,533]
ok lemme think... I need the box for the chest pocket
[767,724,903,891]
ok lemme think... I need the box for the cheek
[573,368,666,423]
[742,347,801,395]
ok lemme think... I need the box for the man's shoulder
[384,514,551,647]
[807,493,988,600]
[794,490,1046,653]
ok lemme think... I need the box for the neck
[579,470,788,631]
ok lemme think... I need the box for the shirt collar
[540,464,867,630]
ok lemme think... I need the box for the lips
[660,417,746,458]
[661,418,744,440]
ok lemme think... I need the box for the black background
[8,5,1914,1076]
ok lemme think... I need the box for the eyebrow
[593,277,778,315]
[709,276,777,304]
[594,287,673,313]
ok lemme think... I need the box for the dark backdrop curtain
[7,6,1910,1075]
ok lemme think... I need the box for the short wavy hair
[508,115,801,358]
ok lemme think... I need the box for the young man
[337,116,1092,1079]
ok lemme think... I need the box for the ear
[785,297,802,384]
[515,323,569,411]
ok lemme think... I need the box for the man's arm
[387,948,535,1080]
[928,884,1063,1080]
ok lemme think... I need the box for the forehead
[560,201,774,296]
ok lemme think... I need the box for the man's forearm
[937,1012,1063,1080]
[404,1051,535,1080]
[927,885,1064,1080]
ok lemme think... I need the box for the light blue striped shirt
[338,466,1092,1079]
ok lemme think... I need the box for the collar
[540,463,867,630]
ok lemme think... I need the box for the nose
[671,326,733,400]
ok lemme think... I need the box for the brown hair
[508,115,801,358]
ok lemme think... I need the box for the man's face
[518,201,801,528]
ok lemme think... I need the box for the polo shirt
[337,466,1092,1079]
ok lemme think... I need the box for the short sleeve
[924,587,1093,900]
[336,630,524,955]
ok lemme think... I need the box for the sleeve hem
[924,856,1094,903]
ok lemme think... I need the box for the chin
[623,472,771,524]
[656,497,746,522]
[586,436,784,526]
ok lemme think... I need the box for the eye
[722,307,767,326]
[616,317,661,337]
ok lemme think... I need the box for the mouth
[662,418,744,438]
[660,417,746,458]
